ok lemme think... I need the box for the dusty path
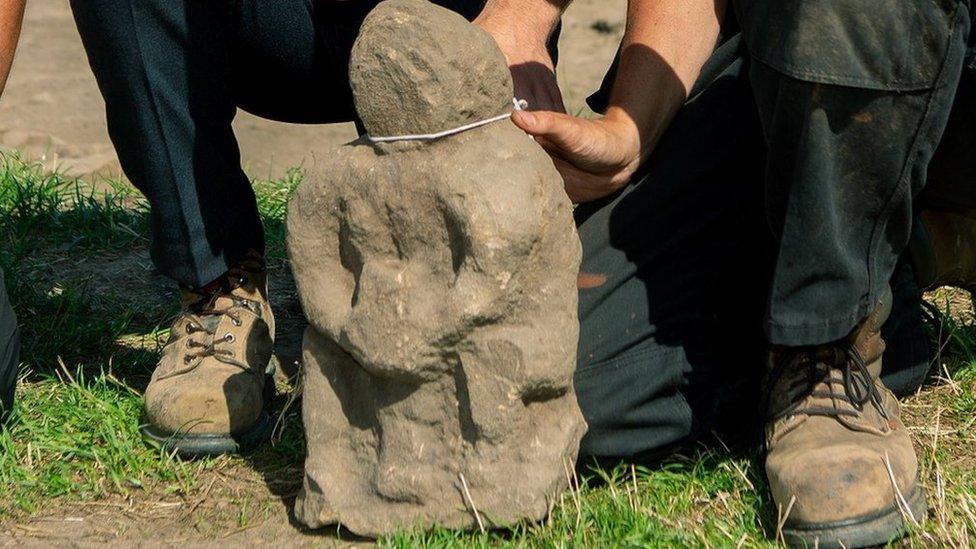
[0,0,625,179]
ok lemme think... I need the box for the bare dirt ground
[0,0,625,179]
[0,1,627,546]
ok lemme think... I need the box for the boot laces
[764,343,889,422]
[175,263,263,372]
[182,299,245,364]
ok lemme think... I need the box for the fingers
[511,110,585,158]
[514,112,612,174]
[508,101,640,203]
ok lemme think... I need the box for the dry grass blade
[56,356,76,385]
[713,430,755,491]
[562,458,582,528]
[458,473,485,534]
[775,494,797,545]
[271,364,303,444]
[630,463,640,511]
[883,452,918,527]
[960,494,976,537]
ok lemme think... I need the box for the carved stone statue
[286,0,586,536]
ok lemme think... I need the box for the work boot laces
[764,343,889,423]
[163,261,265,379]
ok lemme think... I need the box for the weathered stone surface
[349,0,512,138]
[286,0,585,537]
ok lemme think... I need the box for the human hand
[474,7,566,113]
[512,108,643,203]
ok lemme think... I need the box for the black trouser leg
[574,37,770,460]
[736,0,971,345]
[69,0,383,288]
[70,0,265,287]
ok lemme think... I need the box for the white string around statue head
[366,98,528,143]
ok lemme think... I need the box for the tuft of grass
[0,153,155,371]
[253,166,303,263]
[0,369,206,514]
[0,153,148,255]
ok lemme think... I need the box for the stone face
[286,0,585,537]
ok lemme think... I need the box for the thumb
[511,110,583,154]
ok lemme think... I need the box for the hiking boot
[142,254,276,456]
[763,300,925,548]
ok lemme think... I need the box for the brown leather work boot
[763,301,925,547]
[142,253,276,456]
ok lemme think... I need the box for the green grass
[253,167,303,263]
[0,156,152,370]
[0,369,204,512]
[0,153,973,545]
[383,455,776,547]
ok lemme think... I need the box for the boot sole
[141,371,276,458]
[141,411,273,457]
[782,483,927,548]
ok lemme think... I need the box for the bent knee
[736,0,964,90]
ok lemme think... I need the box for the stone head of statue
[349,0,514,139]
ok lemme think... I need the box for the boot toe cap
[767,441,917,526]
[145,370,264,436]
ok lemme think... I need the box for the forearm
[474,0,571,111]
[0,0,25,98]
[607,0,724,161]
[474,0,570,44]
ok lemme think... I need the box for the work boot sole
[782,484,927,548]
[141,371,276,458]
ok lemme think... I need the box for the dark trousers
[71,0,483,288]
[737,0,972,345]
[71,0,967,459]
[573,37,770,459]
